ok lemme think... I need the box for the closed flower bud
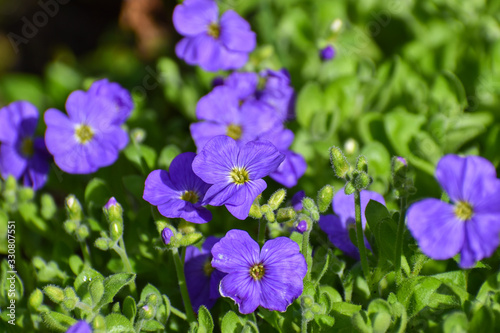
[329,146,350,179]
[178,220,196,234]
[317,185,334,213]
[4,176,17,205]
[249,203,262,219]
[109,221,123,241]
[44,285,65,303]
[302,198,319,221]
[18,187,34,202]
[93,315,106,330]
[276,207,297,223]
[391,156,408,189]
[302,295,314,309]
[29,289,44,310]
[76,225,90,240]
[66,195,83,221]
[344,181,356,195]
[268,189,286,210]
[63,297,76,310]
[296,220,308,233]
[131,128,146,144]
[146,294,159,307]
[95,237,110,251]
[104,197,123,223]
[179,232,203,247]
[112,302,121,313]
[161,228,174,245]
[64,220,78,234]
[355,155,368,173]
[353,170,372,190]
[261,204,275,223]
[140,305,155,320]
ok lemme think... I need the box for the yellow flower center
[21,137,34,157]
[207,22,220,38]
[454,201,473,221]
[180,190,199,204]
[230,167,250,185]
[249,263,265,280]
[203,259,214,277]
[75,124,94,144]
[226,124,242,140]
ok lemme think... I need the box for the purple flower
[185,236,225,311]
[66,320,92,333]
[161,228,174,245]
[104,197,118,210]
[319,45,335,61]
[190,86,281,152]
[319,188,386,259]
[173,0,256,71]
[87,78,133,125]
[296,220,308,233]
[259,127,306,188]
[407,155,500,268]
[143,152,212,224]
[212,230,306,314]
[292,191,306,211]
[44,91,128,174]
[192,136,285,220]
[0,101,50,190]
[256,69,295,121]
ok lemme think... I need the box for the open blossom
[211,229,306,314]
[407,155,500,268]
[44,91,128,174]
[319,188,385,259]
[0,101,51,190]
[192,136,285,220]
[66,320,92,333]
[173,0,256,71]
[185,236,225,311]
[87,78,133,125]
[190,86,280,152]
[143,152,212,224]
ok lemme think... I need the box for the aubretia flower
[0,101,50,190]
[292,191,305,211]
[66,320,92,333]
[185,236,225,311]
[192,136,285,220]
[173,0,256,71]
[161,228,174,245]
[319,188,385,259]
[44,91,128,174]
[87,78,133,125]
[190,87,280,152]
[143,152,212,223]
[211,229,306,314]
[320,45,335,61]
[407,155,500,268]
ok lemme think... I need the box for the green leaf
[197,305,214,333]
[69,255,84,276]
[367,299,392,333]
[105,313,135,333]
[476,270,500,302]
[330,302,362,330]
[123,296,137,322]
[442,311,468,333]
[141,320,165,331]
[0,260,24,302]
[221,311,245,332]
[296,82,324,129]
[84,178,111,210]
[469,305,494,333]
[158,144,182,170]
[42,311,77,332]
[94,273,136,311]
[365,200,397,268]
[124,144,157,174]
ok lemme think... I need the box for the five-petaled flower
[143,152,212,223]
[192,136,285,220]
[0,101,51,190]
[211,229,306,314]
[407,154,500,268]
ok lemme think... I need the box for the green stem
[394,197,407,282]
[170,306,187,321]
[80,241,92,266]
[112,241,137,297]
[171,248,196,324]
[258,218,266,247]
[301,228,312,280]
[301,317,308,333]
[354,190,371,293]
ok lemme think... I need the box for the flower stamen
[75,124,94,144]
[203,259,214,277]
[20,137,34,157]
[207,22,220,38]
[249,263,265,280]
[181,190,199,204]
[455,201,473,221]
[230,167,250,185]
[226,124,242,140]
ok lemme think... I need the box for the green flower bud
[155,221,170,234]
[317,185,334,213]
[140,305,155,320]
[311,303,324,314]
[131,128,146,144]
[18,187,34,202]
[268,189,286,210]
[248,203,262,219]
[76,225,90,240]
[64,220,78,234]
[112,302,121,313]
[93,315,106,331]
[89,278,104,306]
[146,294,159,307]
[302,295,314,308]
[103,197,123,223]
[41,194,57,220]
[178,220,196,234]
[109,221,123,241]
[303,310,314,322]
[353,170,372,190]
[302,197,319,221]
[95,237,111,251]
[65,195,83,221]
[329,146,350,179]
[63,298,76,310]
[355,155,368,173]
[344,181,356,195]
[179,232,203,247]
[63,287,79,310]
[276,207,297,223]
[32,257,46,269]
[261,204,275,223]
[29,289,44,310]
[4,176,17,205]
[44,285,65,303]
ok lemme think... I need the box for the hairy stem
[395,196,407,282]
[171,248,196,324]
[354,190,371,293]
[258,218,266,247]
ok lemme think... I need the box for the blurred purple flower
[319,188,385,259]
[87,78,133,125]
[292,191,306,211]
[185,236,225,312]
[66,320,92,333]
[192,136,285,220]
[161,228,174,245]
[319,45,335,61]
[143,152,212,224]
[190,86,281,152]
[173,0,256,71]
[259,127,306,188]
[44,91,128,174]
[211,229,306,314]
[0,101,50,190]
[407,155,500,268]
